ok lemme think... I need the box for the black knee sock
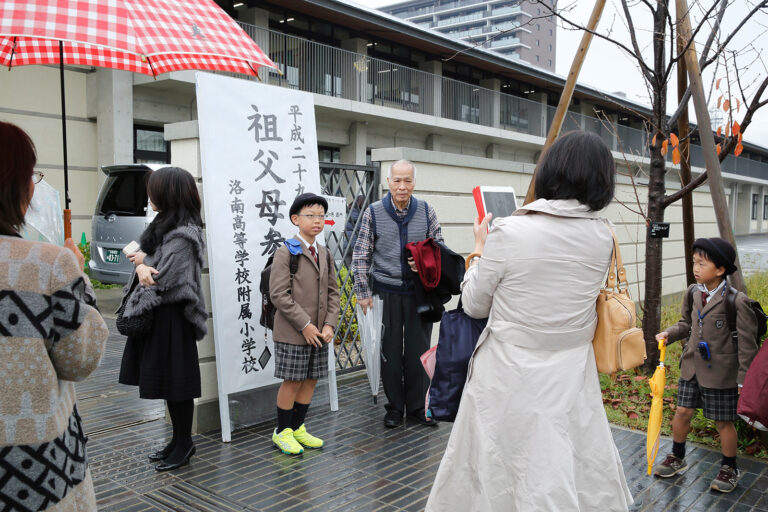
[277,407,293,432]
[672,441,686,459]
[164,400,194,464]
[722,455,737,470]
[291,402,310,430]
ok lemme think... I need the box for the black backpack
[687,285,768,347]
[260,253,300,330]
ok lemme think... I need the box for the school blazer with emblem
[269,239,341,346]
[666,283,759,389]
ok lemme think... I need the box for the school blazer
[666,284,759,389]
[269,240,341,346]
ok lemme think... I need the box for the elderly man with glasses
[353,159,443,428]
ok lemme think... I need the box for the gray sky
[354,0,768,146]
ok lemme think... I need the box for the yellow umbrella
[646,338,668,475]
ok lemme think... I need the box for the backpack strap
[288,253,300,291]
[725,285,738,343]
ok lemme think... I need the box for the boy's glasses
[298,214,326,220]
[32,171,45,184]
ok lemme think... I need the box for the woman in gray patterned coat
[118,167,207,472]
[0,121,109,511]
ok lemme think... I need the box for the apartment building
[383,0,557,71]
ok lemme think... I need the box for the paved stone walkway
[78,320,768,511]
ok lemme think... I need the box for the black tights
[164,400,194,464]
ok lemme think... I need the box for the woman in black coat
[119,167,207,472]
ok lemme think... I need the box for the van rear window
[96,171,149,216]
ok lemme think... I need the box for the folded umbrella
[356,296,384,404]
[647,338,667,475]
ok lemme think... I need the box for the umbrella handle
[658,338,667,364]
[63,209,72,240]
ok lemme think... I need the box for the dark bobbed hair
[0,122,37,235]
[534,131,615,211]
[139,167,202,254]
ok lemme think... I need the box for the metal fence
[319,162,380,372]
[237,21,768,179]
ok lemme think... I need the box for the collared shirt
[295,233,317,255]
[352,196,443,301]
[695,279,726,303]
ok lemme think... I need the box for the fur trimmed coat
[120,225,207,341]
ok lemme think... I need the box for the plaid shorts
[273,341,328,381]
[677,376,739,421]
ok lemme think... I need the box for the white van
[89,164,164,285]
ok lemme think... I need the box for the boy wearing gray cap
[654,237,759,492]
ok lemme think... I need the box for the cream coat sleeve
[460,226,507,320]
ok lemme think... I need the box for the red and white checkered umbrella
[0,0,278,76]
[1,0,278,238]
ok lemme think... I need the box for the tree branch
[532,0,656,80]
[662,74,768,207]
[702,1,768,68]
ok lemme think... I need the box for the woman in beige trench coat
[426,131,633,511]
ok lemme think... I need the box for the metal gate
[319,162,380,372]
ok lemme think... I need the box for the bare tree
[533,0,768,367]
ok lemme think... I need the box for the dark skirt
[119,302,201,401]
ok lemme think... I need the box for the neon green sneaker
[292,424,324,449]
[272,428,304,455]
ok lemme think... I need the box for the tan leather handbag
[593,225,646,374]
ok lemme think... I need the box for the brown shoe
[654,453,688,478]
[710,465,740,493]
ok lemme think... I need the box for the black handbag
[427,300,488,422]
[115,275,154,337]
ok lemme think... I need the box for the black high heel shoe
[148,441,175,462]
[155,444,196,472]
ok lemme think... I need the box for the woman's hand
[472,213,493,253]
[64,238,85,270]
[321,324,334,344]
[137,263,159,286]
[128,250,146,266]
[302,323,324,347]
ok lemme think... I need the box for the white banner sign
[196,73,322,403]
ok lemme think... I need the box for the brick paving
[78,319,768,511]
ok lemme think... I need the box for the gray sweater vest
[369,194,431,294]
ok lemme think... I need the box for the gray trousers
[379,291,432,415]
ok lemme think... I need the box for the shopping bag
[738,342,768,431]
[427,306,487,422]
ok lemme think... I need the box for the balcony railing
[237,22,768,180]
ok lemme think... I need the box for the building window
[752,193,759,220]
[536,23,540,31]
[134,125,170,164]
[763,195,768,220]
[548,59,552,66]
[548,44,552,51]
[550,28,553,36]
[536,39,540,46]
[318,146,341,162]
[536,55,540,62]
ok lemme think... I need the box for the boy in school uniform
[655,237,759,492]
[270,193,341,455]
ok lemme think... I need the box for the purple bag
[738,342,768,431]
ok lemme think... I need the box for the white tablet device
[473,186,518,227]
